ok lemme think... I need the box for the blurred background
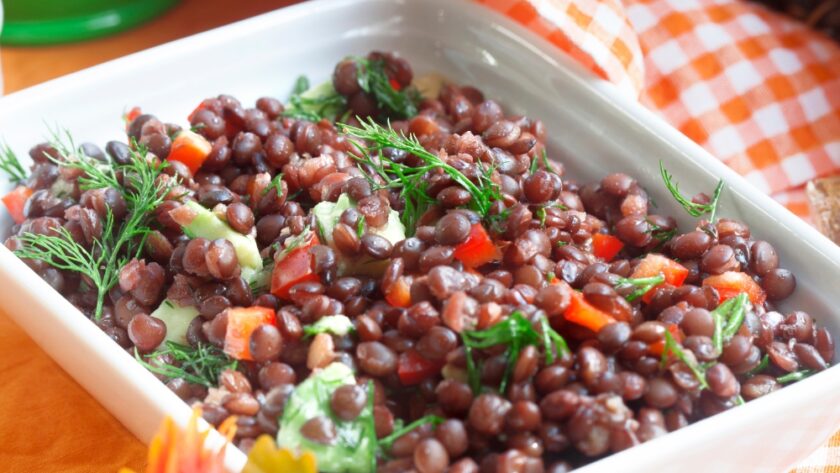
[0,0,300,94]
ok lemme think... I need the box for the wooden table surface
[0,1,299,471]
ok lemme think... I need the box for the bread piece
[806,176,840,243]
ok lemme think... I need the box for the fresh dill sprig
[135,341,237,387]
[355,57,420,119]
[462,312,569,394]
[0,142,28,184]
[614,273,665,302]
[17,213,116,317]
[340,118,500,233]
[659,161,724,222]
[14,130,170,319]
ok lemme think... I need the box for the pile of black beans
[5,51,833,473]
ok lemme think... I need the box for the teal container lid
[1,0,179,45]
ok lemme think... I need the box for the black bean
[301,416,337,445]
[435,212,471,245]
[793,343,827,371]
[435,419,469,457]
[226,203,254,234]
[701,245,739,275]
[437,379,473,416]
[249,324,283,362]
[469,394,511,435]
[644,378,678,408]
[205,238,240,280]
[671,231,712,259]
[706,363,739,398]
[762,269,796,300]
[741,375,780,400]
[331,384,367,421]
[127,313,166,353]
[356,342,397,377]
[360,234,393,259]
[414,438,449,473]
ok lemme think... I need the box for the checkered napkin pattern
[792,430,840,473]
[476,0,840,470]
[476,0,645,97]
[479,0,840,220]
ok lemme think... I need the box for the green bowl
[1,0,179,46]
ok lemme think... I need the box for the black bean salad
[0,51,834,473]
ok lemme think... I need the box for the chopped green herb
[556,240,569,247]
[541,149,556,174]
[340,119,500,234]
[711,293,750,353]
[356,216,366,238]
[614,273,665,302]
[263,173,285,197]
[292,75,311,95]
[0,142,28,184]
[746,354,770,376]
[660,161,724,223]
[777,370,815,384]
[277,225,312,260]
[355,57,420,119]
[462,311,569,394]
[529,153,539,174]
[377,415,445,452]
[546,271,556,282]
[536,206,547,228]
[660,331,709,390]
[15,131,171,319]
[135,341,237,387]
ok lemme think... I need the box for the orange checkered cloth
[478,0,840,222]
[477,0,840,470]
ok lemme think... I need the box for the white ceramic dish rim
[0,0,838,472]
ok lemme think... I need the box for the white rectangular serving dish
[2,0,840,471]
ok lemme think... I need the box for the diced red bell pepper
[631,254,689,303]
[648,324,684,356]
[592,233,624,262]
[385,275,412,308]
[703,271,767,306]
[398,350,442,385]
[565,288,616,333]
[166,130,212,174]
[389,77,402,91]
[270,233,321,300]
[123,106,142,131]
[224,306,277,361]
[2,186,32,224]
[453,223,501,269]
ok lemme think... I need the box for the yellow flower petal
[243,435,317,473]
